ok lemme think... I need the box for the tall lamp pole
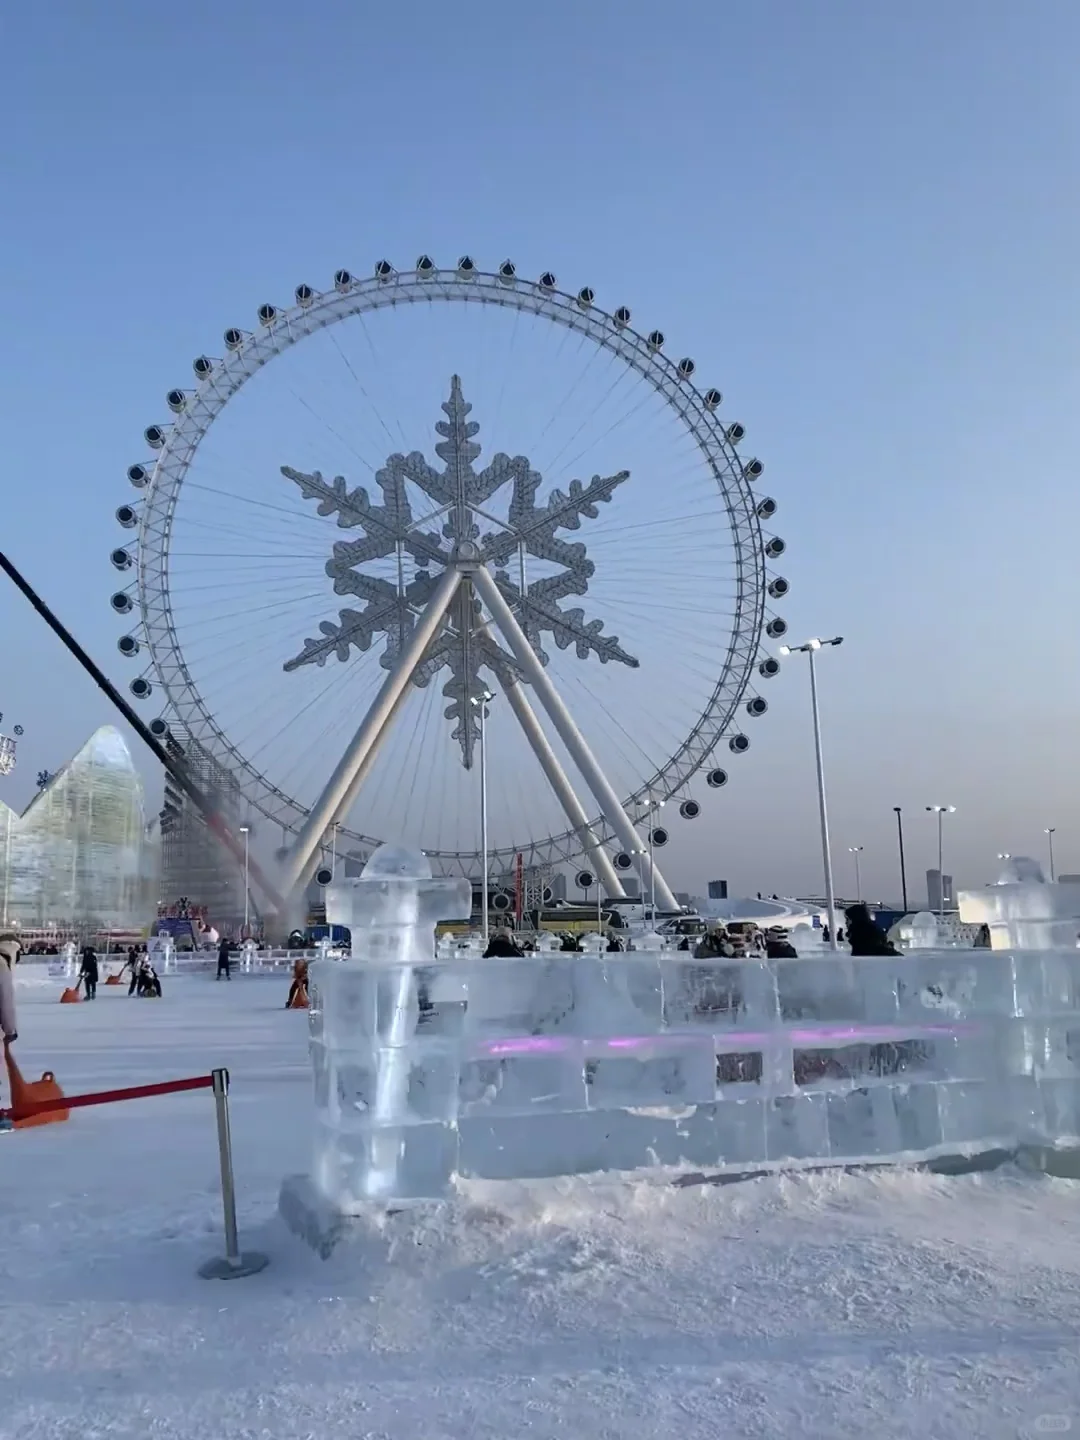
[893,807,908,913]
[926,805,956,916]
[848,846,863,903]
[778,636,844,951]
[637,793,665,932]
[239,826,250,936]
[471,689,494,944]
[1045,827,1057,883]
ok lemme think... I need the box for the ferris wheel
[108,257,790,907]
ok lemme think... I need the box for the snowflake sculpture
[283,376,637,765]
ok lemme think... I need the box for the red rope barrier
[3,1071,214,1121]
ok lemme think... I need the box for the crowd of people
[74,946,163,999]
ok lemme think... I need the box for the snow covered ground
[3,970,1080,1440]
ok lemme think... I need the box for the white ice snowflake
[282,376,637,766]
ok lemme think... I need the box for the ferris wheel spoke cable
[541,359,661,482]
[404,685,440,840]
[560,658,693,784]
[489,301,521,446]
[278,679,388,806]
[524,328,607,461]
[162,589,331,635]
[327,327,402,456]
[353,312,411,452]
[361,684,430,839]
[230,648,381,770]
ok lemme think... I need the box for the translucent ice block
[310,844,469,1211]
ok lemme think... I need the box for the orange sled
[288,983,309,1010]
[3,1043,69,1128]
[59,985,81,1003]
[104,973,122,986]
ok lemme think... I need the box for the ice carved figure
[311,844,470,1209]
[959,856,1080,950]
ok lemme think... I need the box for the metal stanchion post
[198,1067,269,1280]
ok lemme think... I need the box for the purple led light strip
[476,1021,978,1059]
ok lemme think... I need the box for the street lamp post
[926,805,956,916]
[239,826,250,936]
[1045,827,1057,883]
[637,793,665,932]
[470,689,495,945]
[778,636,844,951]
[848,846,863,903]
[893,806,908,912]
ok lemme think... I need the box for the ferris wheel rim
[118,263,779,871]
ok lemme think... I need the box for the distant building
[674,892,691,907]
[707,879,729,900]
[622,875,641,898]
[548,871,567,903]
[926,869,954,911]
[1058,874,1080,885]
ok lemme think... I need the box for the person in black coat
[844,903,900,957]
[79,947,99,999]
[483,930,522,958]
[216,937,235,980]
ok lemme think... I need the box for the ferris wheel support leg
[279,566,463,897]
[470,564,678,913]
[499,668,626,899]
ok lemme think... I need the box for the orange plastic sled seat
[59,986,81,1003]
[288,983,309,1010]
[4,1045,69,1128]
[104,973,122,986]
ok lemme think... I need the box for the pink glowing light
[474,1020,976,1060]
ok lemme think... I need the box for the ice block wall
[306,897,1080,1204]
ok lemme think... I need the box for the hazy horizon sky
[2,0,1078,905]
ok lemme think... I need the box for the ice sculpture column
[303,844,470,1220]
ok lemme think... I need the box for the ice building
[0,725,156,936]
[158,731,245,930]
[959,856,1080,950]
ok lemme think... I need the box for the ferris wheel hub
[452,540,481,567]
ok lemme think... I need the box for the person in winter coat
[79,946,99,999]
[137,957,162,997]
[694,928,735,960]
[0,944,17,1045]
[0,943,16,1128]
[483,930,523,958]
[286,958,309,1008]
[844,903,900,957]
[216,937,235,980]
[123,946,144,996]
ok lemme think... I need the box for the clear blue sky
[2,0,1078,903]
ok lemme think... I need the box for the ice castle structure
[281,844,1080,1243]
[958,856,1080,950]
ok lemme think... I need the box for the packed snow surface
[3,972,1080,1439]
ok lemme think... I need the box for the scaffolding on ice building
[158,732,246,935]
